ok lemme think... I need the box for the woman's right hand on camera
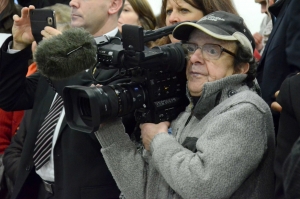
[140,121,170,151]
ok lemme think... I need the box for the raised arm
[0,6,40,111]
[95,119,147,199]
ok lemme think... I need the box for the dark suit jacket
[3,109,30,183]
[257,0,300,108]
[275,74,300,198]
[0,32,127,199]
[283,136,300,199]
[257,0,300,197]
[3,110,30,199]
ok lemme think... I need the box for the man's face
[69,0,111,35]
[185,30,236,97]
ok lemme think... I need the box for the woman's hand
[271,90,282,112]
[140,121,170,151]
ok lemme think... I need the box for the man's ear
[239,62,250,74]
[108,0,123,15]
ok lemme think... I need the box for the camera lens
[67,82,146,132]
[110,83,146,116]
[79,96,91,118]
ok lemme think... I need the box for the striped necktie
[33,94,63,170]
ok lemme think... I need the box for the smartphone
[30,9,56,43]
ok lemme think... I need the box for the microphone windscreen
[34,28,97,80]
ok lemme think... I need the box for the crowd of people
[0,0,299,199]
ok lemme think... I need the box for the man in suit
[275,74,300,199]
[0,0,126,198]
[283,136,300,199]
[257,0,300,133]
[256,0,300,198]
[276,74,300,199]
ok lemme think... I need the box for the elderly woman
[95,11,275,199]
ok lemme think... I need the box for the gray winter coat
[95,74,275,199]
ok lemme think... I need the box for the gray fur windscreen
[34,28,97,80]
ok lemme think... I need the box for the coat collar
[269,0,286,17]
[189,74,253,120]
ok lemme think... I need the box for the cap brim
[173,22,237,42]
[173,21,253,54]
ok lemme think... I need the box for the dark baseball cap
[172,11,255,55]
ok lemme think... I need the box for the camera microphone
[34,28,97,80]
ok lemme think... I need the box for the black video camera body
[63,24,189,133]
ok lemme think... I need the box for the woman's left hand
[140,121,170,151]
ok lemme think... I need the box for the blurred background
[12,0,264,34]
[148,0,264,34]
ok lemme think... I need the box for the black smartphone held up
[30,9,56,43]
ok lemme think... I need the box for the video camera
[63,24,189,133]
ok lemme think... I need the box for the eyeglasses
[181,42,236,60]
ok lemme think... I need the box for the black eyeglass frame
[181,42,236,60]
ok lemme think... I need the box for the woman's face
[186,30,237,97]
[118,0,140,33]
[165,0,204,43]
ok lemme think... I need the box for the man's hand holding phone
[41,26,62,39]
[12,5,36,50]
[11,5,62,53]
[30,8,59,43]
[30,8,63,53]
[32,27,62,53]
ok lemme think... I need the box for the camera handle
[130,121,144,152]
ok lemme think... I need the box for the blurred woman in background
[118,0,156,33]
[155,0,238,45]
